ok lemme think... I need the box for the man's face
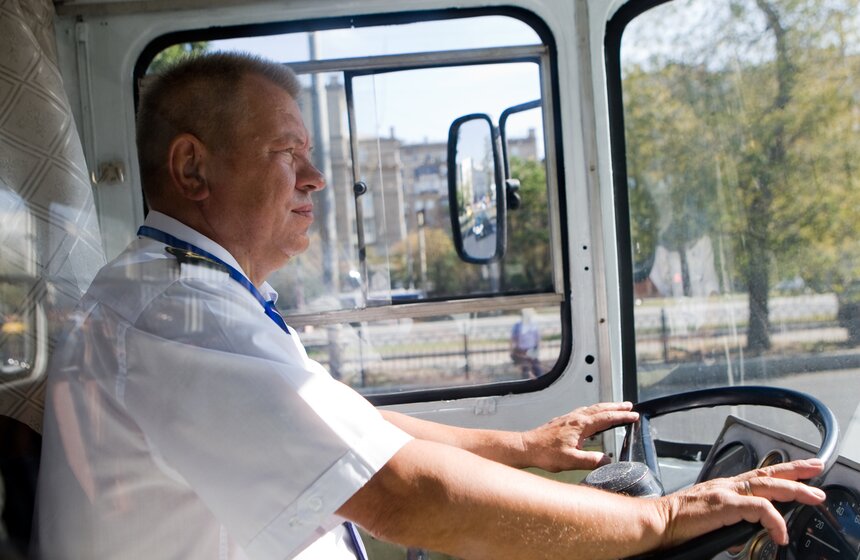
[203,74,325,281]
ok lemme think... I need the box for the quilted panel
[0,0,106,433]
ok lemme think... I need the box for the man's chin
[283,237,311,260]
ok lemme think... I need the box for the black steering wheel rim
[622,385,839,560]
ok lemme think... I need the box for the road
[461,228,496,259]
[645,367,860,462]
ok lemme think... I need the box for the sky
[209,15,545,150]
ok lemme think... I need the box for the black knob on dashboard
[582,461,665,498]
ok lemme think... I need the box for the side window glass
[349,62,545,299]
[618,0,860,442]
[0,190,38,380]
[268,72,360,313]
[503,105,551,292]
[145,14,564,397]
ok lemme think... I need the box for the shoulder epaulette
[165,246,229,272]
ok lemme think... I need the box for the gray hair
[136,51,301,203]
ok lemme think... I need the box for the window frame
[604,0,674,404]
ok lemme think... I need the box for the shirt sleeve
[121,275,412,559]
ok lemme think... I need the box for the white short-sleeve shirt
[37,211,412,560]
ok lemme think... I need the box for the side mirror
[447,114,505,264]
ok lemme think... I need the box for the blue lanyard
[345,523,368,559]
[137,226,291,335]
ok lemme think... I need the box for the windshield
[620,0,860,459]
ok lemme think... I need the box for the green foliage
[629,183,658,282]
[147,42,209,74]
[504,157,553,291]
[623,0,860,349]
[390,227,484,297]
[387,157,553,297]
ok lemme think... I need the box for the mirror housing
[447,113,506,264]
[499,99,541,179]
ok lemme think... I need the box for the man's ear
[167,133,211,201]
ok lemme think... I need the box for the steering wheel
[619,386,840,560]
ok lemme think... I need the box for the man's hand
[382,402,638,472]
[521,402,640,472]
[655,458,826,549]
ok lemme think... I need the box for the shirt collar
[142,211,279,303]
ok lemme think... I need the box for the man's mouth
[292,204,314,218]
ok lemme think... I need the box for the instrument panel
[697,416,860,560]
[785,485,860,559]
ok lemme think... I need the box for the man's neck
[147,207,270,288]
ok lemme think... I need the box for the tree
[504,157,553,292]
[623,63,723,294]
[623,0,860,353]
[722,0,860,350]
[147,42,209,74]
[391,228,484,297]
[388,157,554,298]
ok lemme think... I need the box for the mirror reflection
[454,117,499,261]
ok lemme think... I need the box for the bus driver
[37,53,826,560]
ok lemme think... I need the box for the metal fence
[302,314,563,391]
[300,293,853,390]
[634,294,848,364]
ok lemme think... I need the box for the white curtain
[0,0,106,433]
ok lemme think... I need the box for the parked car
[837,280,860,343]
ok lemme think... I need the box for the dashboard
[697,416,860,560]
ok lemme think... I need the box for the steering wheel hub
[583,461,664,498]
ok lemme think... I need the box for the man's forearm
[339,440,825,560]
[380,410,532,468]
[339,439,665,560]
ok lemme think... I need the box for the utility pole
[308,32,343,378]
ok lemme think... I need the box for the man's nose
[298,158,326,192]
